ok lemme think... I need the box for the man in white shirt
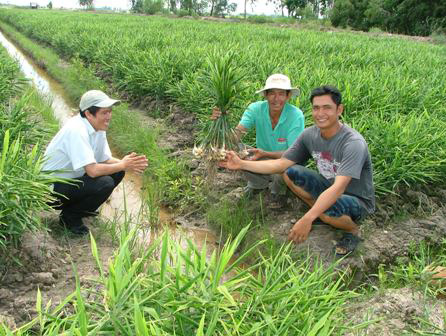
[43,90,148,234]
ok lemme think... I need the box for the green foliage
[432,31,446,45]
[296,4,317,20]
[0,47,59,249]
[0,53,24,103]
[212,0,237,17]
[331,0,446,36]
[10,227,356,334]
[142,0,165,14]
[246,15,273,24]
[79,0,94,9]
[207,197,263,240]
[0,129,56,249]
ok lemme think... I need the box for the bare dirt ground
[345,287,445,335]
[0,216,116,330]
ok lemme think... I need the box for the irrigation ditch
[1,13,446,334]
[0,27,221,330]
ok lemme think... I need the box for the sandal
[269,193,288,209]
[334,233,361,257]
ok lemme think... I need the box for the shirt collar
[78,114,97,135]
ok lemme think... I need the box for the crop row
[0,43,57,248]
[0,9,445,194]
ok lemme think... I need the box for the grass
[0,40,62,249]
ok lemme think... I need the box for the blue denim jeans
[285,165,366,221]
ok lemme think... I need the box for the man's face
[311,95,343,130]
[86,107,112,131]
[265,89,290,114]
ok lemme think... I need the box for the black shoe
[68,224,90,235]
[60,216,89,235]
[84,210,99,218]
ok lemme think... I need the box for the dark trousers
[50,171,125,223]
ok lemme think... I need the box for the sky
[3,0,281,15]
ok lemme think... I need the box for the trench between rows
[0,29,220,258]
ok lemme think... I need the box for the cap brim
[96,98,121,108]
[255,87,300,97]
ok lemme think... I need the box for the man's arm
[288,175,352,243]
[85,152,148,178]
[220,151,294,174]
[103,157,121,164]
[234,124,248,142]
[248,148,284,160]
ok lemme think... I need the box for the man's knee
[111,170,125,185]
[283,165,306,188]
[96,175,117,194]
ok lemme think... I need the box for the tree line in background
[129,0,237,16]
[77,0,446,36]
[128,0,335,18]
[331,0,446,36]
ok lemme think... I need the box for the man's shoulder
[284,102,303,116]
[301,125,318,137]
[340,124,367,144]
[60,115,89,137]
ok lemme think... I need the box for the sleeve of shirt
[239,102,258,130]
[283,131,311,165]
[336,140,367,179]
[286,113,305,147]
[64,128,96,171]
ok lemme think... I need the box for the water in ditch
[0,30,218,252]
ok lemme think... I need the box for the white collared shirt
[43,114,112,178]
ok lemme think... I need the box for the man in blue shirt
[213,74,304,204]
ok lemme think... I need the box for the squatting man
[212,74,304,206]
[220,86,375,256]
[43,90,148,235]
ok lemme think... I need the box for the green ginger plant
[193,51,248,175]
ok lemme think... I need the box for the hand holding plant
[193,50,249,176]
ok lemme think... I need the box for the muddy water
[0,30,218,248]
[0,32,73,124]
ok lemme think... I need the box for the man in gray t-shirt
[220,86,375,256]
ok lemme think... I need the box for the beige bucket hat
[255,74,300,97]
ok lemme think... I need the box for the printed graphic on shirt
[312,151,341,180]
[277,138,286,143]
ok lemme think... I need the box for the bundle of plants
[193,51,248,177]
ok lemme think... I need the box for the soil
[345,287,445,335]
[0,216,116,330]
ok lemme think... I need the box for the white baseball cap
[255,74,300,97]
[79,90,120,112]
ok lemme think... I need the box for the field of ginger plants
[0,9,445,196]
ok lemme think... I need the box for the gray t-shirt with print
[283,124,375,214]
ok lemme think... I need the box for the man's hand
[122,152,148,174]
[210,107,222,120]
[247,148,265,161]
[288,217,313,243]
[218,151,243,170]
